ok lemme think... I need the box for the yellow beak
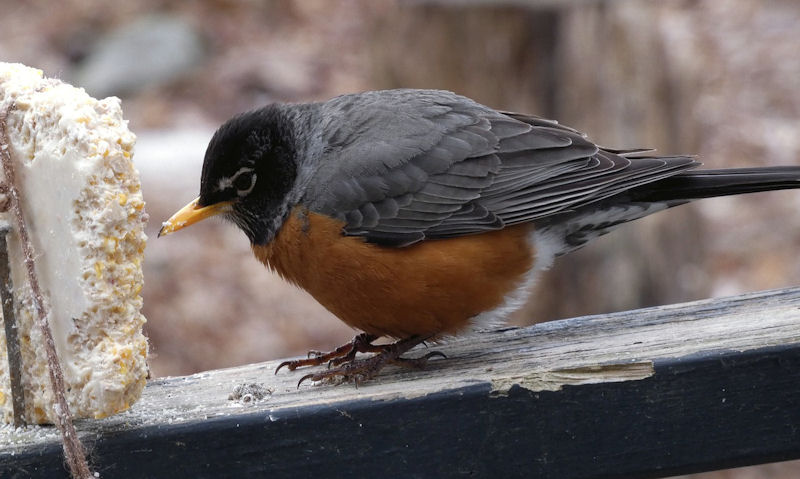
[158,197,233,237]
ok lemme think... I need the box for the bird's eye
[232,170,257,196]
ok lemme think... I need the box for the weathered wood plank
[1,287,799,478]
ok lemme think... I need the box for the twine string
[0,106,93,478]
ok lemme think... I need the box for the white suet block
[0,63,148,424]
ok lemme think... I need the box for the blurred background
[2,0,799,477]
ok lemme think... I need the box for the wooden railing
[2,287,799,478]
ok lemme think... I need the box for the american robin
[159,89,800,385]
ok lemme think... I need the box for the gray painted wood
[1,287,799,477]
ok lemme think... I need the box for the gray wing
[302,89,698,247]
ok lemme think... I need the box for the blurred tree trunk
[367,3,559,114]
[366,1,708,323]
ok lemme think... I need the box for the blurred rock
[73,15,205,98]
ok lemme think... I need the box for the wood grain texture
[2,287,799,478]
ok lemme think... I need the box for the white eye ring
[217,167,257,196]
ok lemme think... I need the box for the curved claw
[388,350,448,370]
[423,351,447,360]
[297,373,316,389]
[283,335,438,386]
[275,360,295,375]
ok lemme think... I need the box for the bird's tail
[545,166,800,256]
[627,167,800,204]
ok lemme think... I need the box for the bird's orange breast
[252,208,535,338]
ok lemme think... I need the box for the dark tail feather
[628,167,800,203]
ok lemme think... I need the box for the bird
[159,89,800,386]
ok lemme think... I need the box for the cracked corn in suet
[0,63,148,424]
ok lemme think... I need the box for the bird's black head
[196,105,298,245]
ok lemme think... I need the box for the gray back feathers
[298,89,698,247]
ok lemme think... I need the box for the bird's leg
[297,335,446,387]
[326,340,390,368]
[275,333,381,374]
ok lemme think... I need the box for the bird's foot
[295,335,445,387]
[275,333,384,374]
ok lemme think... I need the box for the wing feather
[301,90,698,246]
